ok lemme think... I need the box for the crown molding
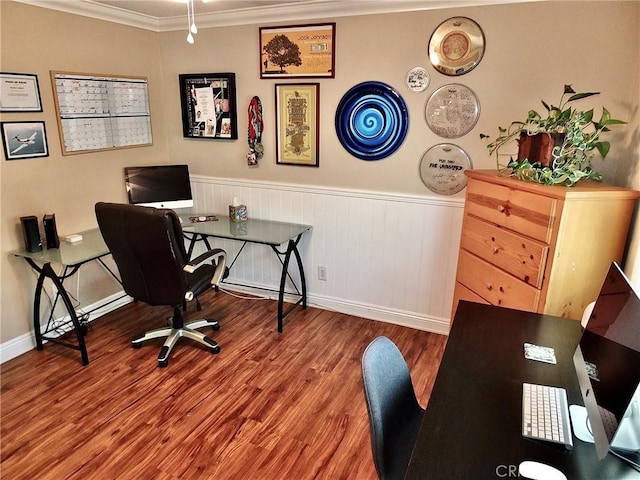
[13,0,541,32]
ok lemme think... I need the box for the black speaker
[20,216,42,252]
[43,213,60,249]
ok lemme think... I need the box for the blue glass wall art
[335,81,409,161]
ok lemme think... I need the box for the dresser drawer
[460,215,549,288]
[465,179,558,243]
[456,250,541,312]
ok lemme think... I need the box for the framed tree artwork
[179,73,238,139]
[275,83,319,167]
[260,23,336,79]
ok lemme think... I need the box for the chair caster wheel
[158,359,168,368]
[212,345,221,354]
[212,323,220,331]
[132,342,142,349]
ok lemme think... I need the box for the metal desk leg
[28,259,89,366]
[274,235,307,333]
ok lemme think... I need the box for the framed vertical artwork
[0,73,42,112]
[1,121,49,160]
[275,83,319,167]
[260,23,336,79]
[178,73,238,139]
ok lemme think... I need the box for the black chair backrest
[95,202,189,306]
[362,336,424,480]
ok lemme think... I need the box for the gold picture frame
[275,83,319,167]
[260,23,335,79]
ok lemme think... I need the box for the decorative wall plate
[335,81,409,161]
[406,67,430,93]
[419,143,472,195]
[425,83,480,138]
[428,17,485,76]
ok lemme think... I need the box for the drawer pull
[486,284,493,291]
[492,246,499,255]
[497,204,510,216]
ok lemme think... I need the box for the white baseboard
[219,281,451,335]
[1,284,449,365]
[0,291,132,364]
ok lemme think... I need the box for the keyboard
[522,382,573,449]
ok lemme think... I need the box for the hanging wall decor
[335,81,409,161]
[179,73,238,139]
[260,23,336,79]
[275,83,320,167]
[425,83,480,138]
[0,73,42,112]
[1,121,49,160]
[406,67,430,93]
[428,17,485,76]
[419,143,472,195]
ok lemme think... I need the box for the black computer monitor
[124,164,194,210]
[572,262,640,467]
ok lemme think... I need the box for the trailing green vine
[480,85,626,186]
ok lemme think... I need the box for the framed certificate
[0,73,42,112]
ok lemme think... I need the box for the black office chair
[95,202,227,367]
[361,336,425,480]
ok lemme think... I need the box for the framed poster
[1,121,49,160]
[0,73,42,112]
[179,73,238,139]
[260,23,335,79]
[275,83,319,167]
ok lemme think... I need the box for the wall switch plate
[318,265,327,281]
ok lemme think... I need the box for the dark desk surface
[405,301,640,480]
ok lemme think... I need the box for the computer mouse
[519,461,567,480]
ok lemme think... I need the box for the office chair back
[95,202,191,306]
[362,336,424,480]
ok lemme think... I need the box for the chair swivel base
[132,319,221,368]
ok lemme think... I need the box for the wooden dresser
[452,169,640,321]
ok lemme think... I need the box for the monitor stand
[570,404,640,470]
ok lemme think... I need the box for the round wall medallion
[419,143,472,194]
[425,83,480,138]
[335,81,409,161]
[428,17,485,76]
[406,67,430,93]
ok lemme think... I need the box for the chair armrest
[183,248,227,286]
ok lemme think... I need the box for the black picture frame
[179,73,238,140]
[1,121,49,160]
[0,72,43,112]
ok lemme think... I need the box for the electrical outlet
[318,265,327,281]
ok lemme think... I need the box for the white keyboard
[522,383,573,449]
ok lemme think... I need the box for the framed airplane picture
[1,121,49,160]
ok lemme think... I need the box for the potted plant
[480,85,626,186]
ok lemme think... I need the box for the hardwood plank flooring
[1,289,447,479]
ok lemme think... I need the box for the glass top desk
[12,229,120,366]
[12,216,311,365]
[179,214,313,333]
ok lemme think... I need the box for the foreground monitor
[125,164,194,210]
[572,262,640,468]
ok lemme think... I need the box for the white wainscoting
[191,175,465,335]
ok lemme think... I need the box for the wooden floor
[1,289,447,479]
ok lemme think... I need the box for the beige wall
[1,1,639,344]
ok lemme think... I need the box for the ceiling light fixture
[186,0,197,44]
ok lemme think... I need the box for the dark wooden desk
[405,301,640,480]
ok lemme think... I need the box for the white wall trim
[0,291,131,364]
[13,0,544,32]
[190,174,465,208]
